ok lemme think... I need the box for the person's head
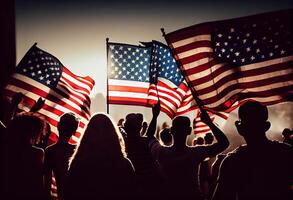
[6,112,46,146]
[235,101,270,144]
[69,113,127,170]
[282,128,292,139]
[204,132,214,145]
[171,116,191,144]
[123,113,144,137]
[193,136,204,146]
[160,128,172,146]
[57,113,79,141]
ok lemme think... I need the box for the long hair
[69,113,127,170]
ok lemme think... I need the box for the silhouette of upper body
[44,113,79,200]
[0,112,46,200]
[147,103,229,199]
[64,113,135,200]
[123,112,162,199]
[212,101,293,200]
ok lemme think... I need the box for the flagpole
[160,28,205,112]
[106,38,109,114]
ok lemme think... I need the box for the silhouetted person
[124,113,162,199]
[64,113,135,200]
[282,128,293,146]
[159,128,172,146]
[147,103,229,199]
[0,112,46,200]
[44,113,79,200]
[213,101,293,200]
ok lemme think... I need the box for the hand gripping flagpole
[160,28,205,113]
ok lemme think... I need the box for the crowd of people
[0,93,292,200]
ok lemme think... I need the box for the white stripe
[171,34,211,48]
[157,85,182,101]
[178,47,213,59]
[109,91,148,99]
[109,79,150,88]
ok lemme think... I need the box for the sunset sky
[15,0,292,147]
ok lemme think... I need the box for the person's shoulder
[223,145,247,163]
[269,140,292,153]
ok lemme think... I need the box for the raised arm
[146,102,160,138]
[200,109,229,157]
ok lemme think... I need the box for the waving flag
[107,41,189,118]
[165,9,293,111]
[3,44,95,144]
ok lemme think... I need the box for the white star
[235,52,240,56]
[280,50,286,55]
[250,56,255,61]
[39,76,44,80]
[246,47,251,52]
[218,33,223,38]
[31,72,35,76]
[241,58,245,62]
[46,80,51,85]
[256,49,261,53]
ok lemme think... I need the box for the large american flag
[107,41,189,118]
[3,44,95,144]
[165,9,293,111]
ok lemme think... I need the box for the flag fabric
[164,9,293,111]
[3,44,95,144]
[107,41,189,118]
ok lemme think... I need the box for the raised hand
[30,97,45,112]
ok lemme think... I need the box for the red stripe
[63,67,95,89]
[167,24,211,43]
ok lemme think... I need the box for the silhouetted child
[0,112,46,200]
[44,113,79,200]
[213,101,293,200]
[147,103,229,199]
[64,113,135,200]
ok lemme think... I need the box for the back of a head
[171,116,191,138]
[77,113,126,158]
[160,128,172,145]
[236,101,270,140]
[124,113,143,136]
[193,137,204,146]
[204,132,214,144]
[58,113,79,139]
[238,101,268,123]
[7,112,46,145]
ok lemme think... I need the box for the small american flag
[165,9,293,111]
[107,41,189,118]
[3,44,95,144]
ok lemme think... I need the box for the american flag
[107,41,189,118]
[3,44,95,144]
[165,9,293,111]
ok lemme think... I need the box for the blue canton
[150,41,183,87]
[213,12,292,66]
[108,44,151,82]
[16,45,63,88]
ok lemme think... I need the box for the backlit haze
[16,0,293,150]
